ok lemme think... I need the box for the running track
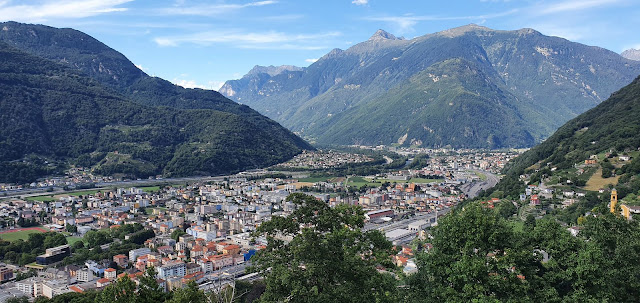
[0,226,50,234]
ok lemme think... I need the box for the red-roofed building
[113,254,128,268]
[97,278,111,288]
[104,268,117,280]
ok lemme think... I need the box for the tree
[95,276,137,303]
[408,204,550,302]
[167,281,206,303]
[170,229,187,241]
[251,193,399,303]
[136,267,169,303]
[66,224,78,233]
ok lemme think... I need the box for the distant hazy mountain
[0,22,312,183]
[622,48,640,61]
[219,65,304,99]
[221,24,640,148]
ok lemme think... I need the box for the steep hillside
[0,43,311,183]
[222,25,640,148]
[494,75,640,196]
[0,21,253,114]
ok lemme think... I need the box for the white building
[76,269,94,282]
[157,261,186,279]
[129,248,151,263]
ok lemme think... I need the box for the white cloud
[0,0,132,22]
[157,0,276,16]
[135,64,147,71]
[352,0,368,5]
[305,58,318,63]
[154,30,341,50]
[172,79,225,90]
[539,0,623,15]
[364,9,518,33]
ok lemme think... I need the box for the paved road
[460,169,499,199]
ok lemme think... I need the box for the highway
[460,169,500,199]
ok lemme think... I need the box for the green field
[139,186,161,192]
[26,195,57,202]
[66,236,84,246]
[0,229,45,242]
[67,189,102,196]
[297,177,330,183]
[409,178,443,183]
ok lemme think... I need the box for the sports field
[0,227,48,242]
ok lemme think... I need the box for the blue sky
[1,0,639,90]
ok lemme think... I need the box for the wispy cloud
[352,0,368,6]
[154,30,341,50]
[0,0,132,22]
[364,9,518,33]
[172,78,224,90]
[156,0,276,16]
[305,58,318,63]
[538,0,624,15]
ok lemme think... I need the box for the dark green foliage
[170,229,187,241]
[409,202,640,302]
[126,229,155,245]
[222,26,640,148]
[407,153,430,170]
[0,232,66,265]
[251,193,399,303]
[0,42,311,183]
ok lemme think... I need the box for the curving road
[460,169,500,199]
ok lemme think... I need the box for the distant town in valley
[0,147,517,300]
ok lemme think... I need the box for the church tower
[610,188,618,214]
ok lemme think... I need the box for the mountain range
[221,25,640,148]
[0,22,312,183]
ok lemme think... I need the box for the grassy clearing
[139,186,161,192]
[26,195,57,202]
[409,178,443,184]
[507,220,525,233]
[297,177,329,183]
[66,236,84,246]
[65,189,102,197]
[0,229,45,242]
[584,168,620,191]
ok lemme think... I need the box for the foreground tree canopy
[251,193,399,303]
[408,203,640,302]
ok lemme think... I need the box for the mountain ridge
[221,25,640,148]
[0,23,313,183]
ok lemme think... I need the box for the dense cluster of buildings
[0,149,506,301]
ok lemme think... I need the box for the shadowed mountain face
[221,24,640,148]
[0,22,313,183]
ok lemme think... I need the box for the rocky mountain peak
[622,48,640,61]
[368,29,401,41]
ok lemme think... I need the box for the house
[104,268,117,280]
[530,195,540,206]
[113,254,128,268]
[97,278,111,288]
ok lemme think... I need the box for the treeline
[0,232,67,265]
